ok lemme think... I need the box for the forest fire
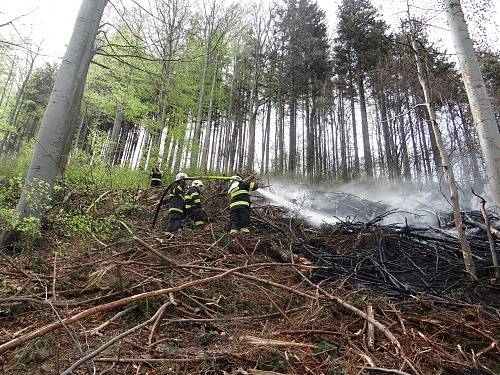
[1,0,499,373]
[0,182,499,374]
[258,183,500,298]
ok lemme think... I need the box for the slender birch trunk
[413,37,476,278]
[445,0,500,212]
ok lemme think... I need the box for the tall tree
[412,36,476,278]
[335,0,389,178]
[11,0,108,228]
[445,0,500,212]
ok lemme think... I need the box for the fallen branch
[367,304,375,349]
[471,188,500,280]
[118,220,197,277]
[178,263,402,351]
[61,302,169,375]
[0,266,243,355]
[294,269,402,351]
[241,335,318,349]
[90,306,136,336]
[51,252,57,302]
[94,355,229,364]
[148,294,174,345]
[366,367,413,375]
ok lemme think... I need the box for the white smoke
[259,179,489,227]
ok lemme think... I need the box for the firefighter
[185,180,207,228]
[165,172,188,237]
[228,176,258,235]
[150,164,163,187]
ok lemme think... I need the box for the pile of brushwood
[307,191,390,222]
[0,181,498,375]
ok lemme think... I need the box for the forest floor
[0,182,499,375]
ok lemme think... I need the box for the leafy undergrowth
[0,182,499,375]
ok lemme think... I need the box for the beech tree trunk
[13,0,108,226]
[413,37,476,278]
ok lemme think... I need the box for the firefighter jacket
[150,170,162,183]
[184,186,203,211]
[168,182,185,215]
[228,181,258,211]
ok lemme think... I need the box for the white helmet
[231,175,242,181]
[191,180,203,188]
[175,172,188,181]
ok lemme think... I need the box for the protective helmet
[175,172,188,181]
[192,180,203,188]
[231,175,242,181]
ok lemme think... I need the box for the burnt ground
[0,182,499,374]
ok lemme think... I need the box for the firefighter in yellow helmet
[184,180,207,228]
[228,176,258,235]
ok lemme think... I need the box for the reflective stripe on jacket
[185,186,203,210]
[150,171,162,182]
[168,183,185,214]
[228,181,258,210]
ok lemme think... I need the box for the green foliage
[335,0,389,75]
[0,140,34,180]
[315,343,347,375]
[256,349,292,372]
[13,334,53,365]
[2,278,23,294]
[84,28,156,127]
[0,143,156,243]
[66,149,149,191]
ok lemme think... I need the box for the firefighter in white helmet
[165,172,188,236]
[184,180,207,228]
[227,175,258,235]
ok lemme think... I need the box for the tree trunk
[106,104,123,165]
[289,95,297,174]
[350,96,360,178]
[260,101,271,174]
[378,90,394,179]
[8,49,39,127]
[200,58,219,171]
[458,104,481,180]
[306,95,316,179]
[13,0,108,225]
[407,96,421,182]
[277,95,285,173]
[245,61,261,173]
[0,63,14,108]
[445,0,500,212]
[413,37,476,278]
[358,75,373,178]
[338,91,347,181]
[396,91,411,181]
[189,36,211,170]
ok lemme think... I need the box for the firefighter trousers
[230,206,250,230]
[166,212,183,233]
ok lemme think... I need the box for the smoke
[259,178,488,227]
